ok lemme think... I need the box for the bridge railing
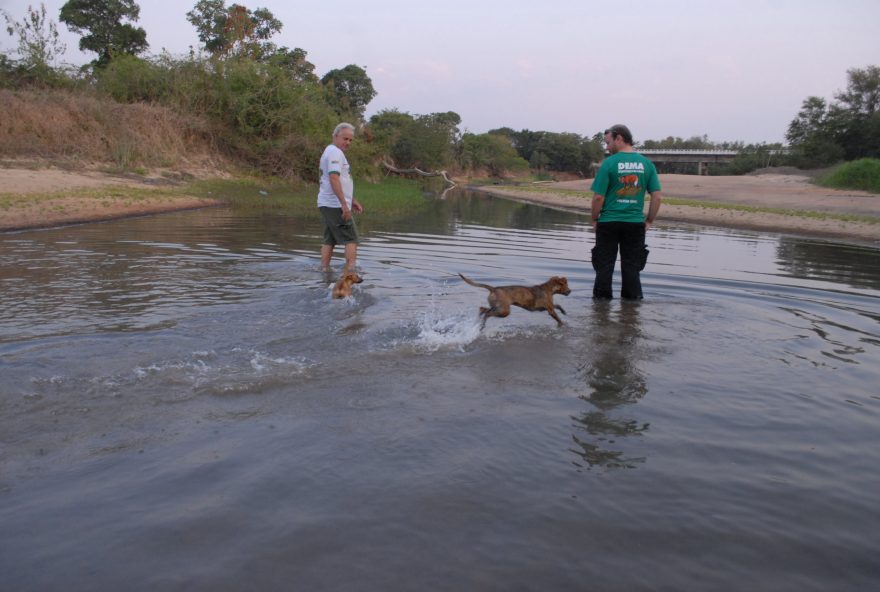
[638,149,740,156]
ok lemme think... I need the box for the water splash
[130,348,316,396]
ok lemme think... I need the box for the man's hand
[352,199,364,214]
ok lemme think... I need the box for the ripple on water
[1,197,879,591]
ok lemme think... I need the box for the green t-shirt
[590,152,661,223]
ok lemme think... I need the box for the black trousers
[591,222,648,299]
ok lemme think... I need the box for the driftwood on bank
[382,160,456,187]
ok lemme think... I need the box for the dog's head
[341,271,364,285]
[549,276,571,296]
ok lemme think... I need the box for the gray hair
[333,122,355,137]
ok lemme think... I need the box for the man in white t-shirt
[317,122,364,271]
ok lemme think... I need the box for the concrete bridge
[638,149,739,175]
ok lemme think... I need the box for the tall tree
[786,96,845,166]
[186,0,281,60]
[59,0,148,67]
[786,96,832,147]
[833,65,880,160]
[321,65,376,120]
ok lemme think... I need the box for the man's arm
[329,173,351,220]
[591,193,605,228]
[646,190,662,229]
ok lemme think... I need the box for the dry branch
[382,160,456,187]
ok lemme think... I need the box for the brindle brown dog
[459,273,571,329]
[332,271,363,299]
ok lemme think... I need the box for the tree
[507,129,544,162]
[640,135,715,149]
[2,3,67,74]
[59,0,147,67]
[529,150,549,172]
[186,0,281,60]
[367,109,458,170]
[832,65,880,160]
[835,65,880,116]
[368,109,416,149]
[786,66,880,164]
[786,96,845,167]
[787,96,832,146]
[263,46,317,83]
[321,65,376,120]
[460,133,529,177]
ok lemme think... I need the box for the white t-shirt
[317,144,353,208]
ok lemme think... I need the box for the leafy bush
[91,54,345,180]
[96,54,167,102]
[817,158,880,193]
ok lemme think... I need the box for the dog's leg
[555,304,567,315]
[478,307,491,330]
[546,307,565,326]
[478,305,510,329]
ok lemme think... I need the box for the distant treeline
[1,2,878,179]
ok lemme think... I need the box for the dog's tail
[459,273,493,291]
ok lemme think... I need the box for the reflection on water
[572,301,649,469]
[2,190,880,591]
[777,236,880,290]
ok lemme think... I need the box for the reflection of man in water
[572,302,649,469]
[317,122,364,272]
[590,124,662,299]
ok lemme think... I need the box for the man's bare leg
[320,244,334,271]
[343,243,357,272]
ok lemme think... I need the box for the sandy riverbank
[472,173,880,246]
[1,165,878,245]
[0,165,221,232]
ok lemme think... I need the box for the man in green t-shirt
[590,124,663,299]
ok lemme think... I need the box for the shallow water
[2,190,879,591]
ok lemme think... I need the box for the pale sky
[2,0,879,144]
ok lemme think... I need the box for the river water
[2,190,879,591]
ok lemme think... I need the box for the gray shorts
[319,207,359,246]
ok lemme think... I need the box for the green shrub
[96,55,167,102]
[817,158,880,193]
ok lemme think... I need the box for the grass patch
[183,176,430,215]
[0,185,197,209]
[816,159,880,193]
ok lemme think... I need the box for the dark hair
[604,124,633,145]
